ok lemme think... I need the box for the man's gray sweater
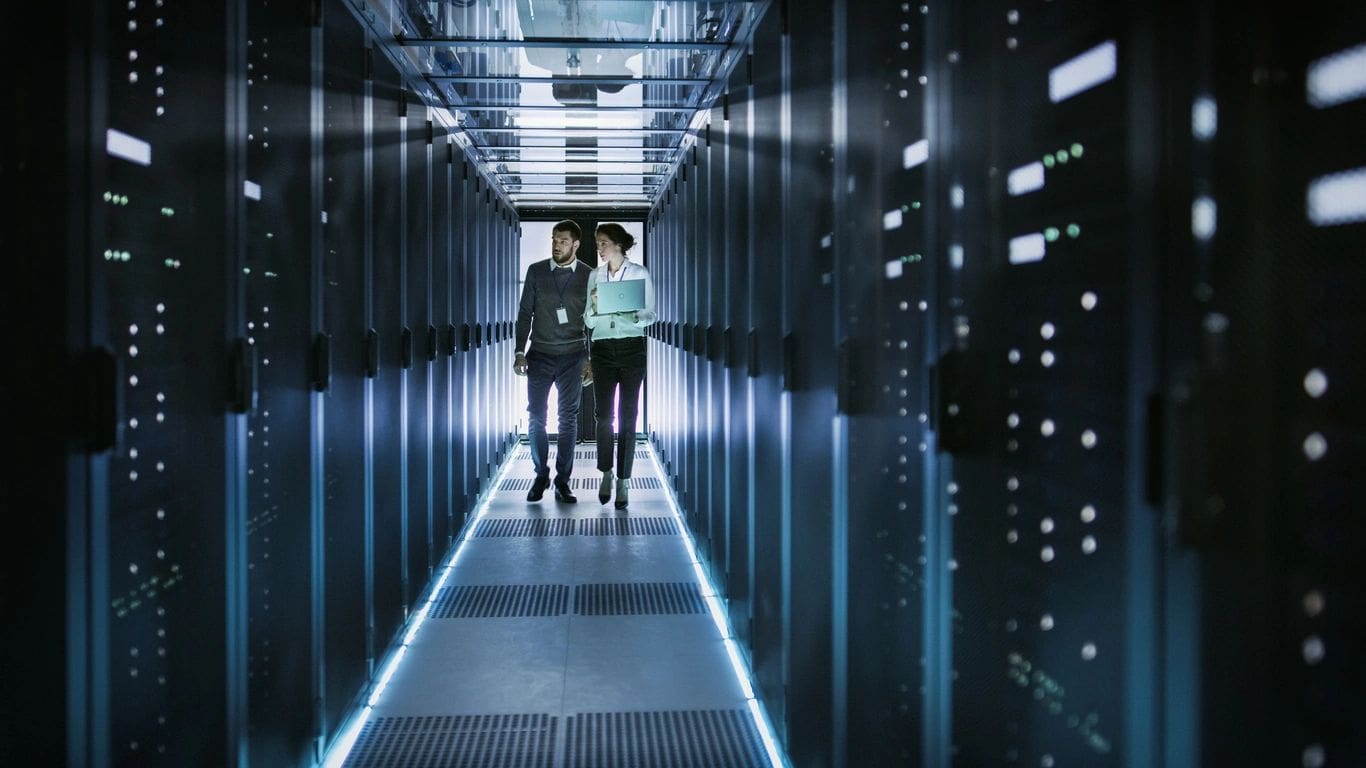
[515,258,592,356]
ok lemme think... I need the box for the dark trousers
[593,363,646,478]
[526,349,586,482]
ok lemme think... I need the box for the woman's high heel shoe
[599,470,613,505]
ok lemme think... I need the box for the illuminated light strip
[244,180,262,200]
[1009,232,1047,264]
[1307,42,1366,108]
[106,128,151,166]
[643,441,791,768]
[903,139,929,169]
[1307,166,1366,226]
[320,447,522,768]
[1192,196,1217,241]
[1049,40,1117,103]
[1007,161,1045,196]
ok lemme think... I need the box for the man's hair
[552,219,582,241]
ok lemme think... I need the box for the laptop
[597,278,647,314]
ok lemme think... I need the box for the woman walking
[584,223,656,509]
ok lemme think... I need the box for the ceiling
[389,0,770,212]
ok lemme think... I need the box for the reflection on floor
[332,441,787,768]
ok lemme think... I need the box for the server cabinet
[784,1,839,761]
[1169,2,1366,765]
[432,135,454,555]
[458,165,475,522]
[943,2,1162,766]
[706,114,731,584]
[748,6,791,738]
[723,61,755,653]
[829,1,933,764]
[404,106,432,595]
[95,2,245,763]
[370,53,407,647]
[243,1,314,763]
[319,1,370,747]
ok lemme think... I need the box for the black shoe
[554,479,577,503]
[527,475,549,502]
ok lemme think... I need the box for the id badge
[556,307,569,324]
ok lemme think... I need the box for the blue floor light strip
[319,450,521,768]
[644,441,792,768]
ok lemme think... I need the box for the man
[514,220,593,503]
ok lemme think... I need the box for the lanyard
[551,264,574,306]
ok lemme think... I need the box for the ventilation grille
[429,585,570,618]
[515,448,651,460]
[564,710,767,768]
[474,518,577,537]
[579,517,680,536]
[574,583,706,615]
[570,477,663,490]
[344,714,557,768]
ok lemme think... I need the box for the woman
[584,223,656,509]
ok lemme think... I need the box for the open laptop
[596,278,647,314]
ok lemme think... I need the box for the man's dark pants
[526,348,587,483]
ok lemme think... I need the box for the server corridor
[333,442,778,767]
[7,0,1364,766]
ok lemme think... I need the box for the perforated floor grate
[344,713,557,768]
[429,585,570,618]
[569,476,663,491]
[514,448,651,461]
[578,517,680,536]
[574,583,706,616]
[474,518,577,538]
[563,710,768,768]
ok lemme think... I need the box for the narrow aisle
[335,440,786,768]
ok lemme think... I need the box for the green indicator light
[1067,223,1081,238]
[1055,150,1069,164]
[1043,155,1056,169]
[1044,227,1060,242]
[1070,143,1084,158]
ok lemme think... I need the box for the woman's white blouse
[583,259,657,340]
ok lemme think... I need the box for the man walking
[514,220,593,503]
